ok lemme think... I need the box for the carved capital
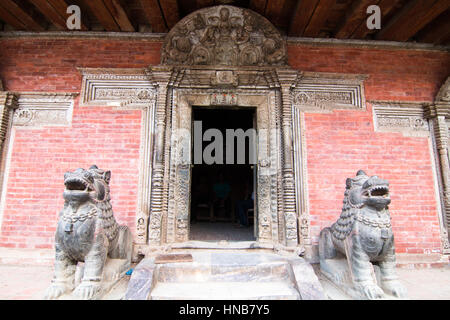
[0,92,18,110]
[276,69,301,88]
[425,103,450,119]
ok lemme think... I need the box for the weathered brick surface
[304,105,441,254]
[288,45,450,254]
[0,102,141,249]
[288,44,450,101]
[0,38,161,91]
[0,38,448,253]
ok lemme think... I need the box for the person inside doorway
[191,176,210,223]
[235,181,254,228]
[212,171,231,217]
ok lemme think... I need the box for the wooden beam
[159,0,179,29]
[48,0,89,30]
[303,0,335,37]
[28,0,65,30]
[376,0,450,42]
[265,0,286,27]
[83,0,120,31]
[138,0,167,32]
[196,0,214,9]
[0,4,26,30]
[30,0,88,31]
[288,0,319,36]
[334,0,375,39]
[178,0,197,16]
[350,0,400,39]
[249,0,267,15]
[415,10,450,45]
[103,0,135,31]
[0,0,45,31]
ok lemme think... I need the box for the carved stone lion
[45,165,132,300]
[319,170,407,299]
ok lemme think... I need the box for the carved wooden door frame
[164,88,280,244]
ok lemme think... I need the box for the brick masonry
[0,38,449,253]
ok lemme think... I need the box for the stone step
[125,250,326,300]
[150,281,300,300]
[155,252,290,283]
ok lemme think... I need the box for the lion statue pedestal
[45,165,132,300]
[319,170,407,300]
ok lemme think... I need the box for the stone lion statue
[45,165,132,300]
[319,170,407,299]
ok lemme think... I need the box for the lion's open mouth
[368,185,389,197]
[65,178,92,192]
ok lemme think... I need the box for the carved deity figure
[45,165,132,300]
[319,170,407,299]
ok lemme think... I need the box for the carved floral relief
[162,6,287,66]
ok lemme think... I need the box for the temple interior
[190,107,256,241]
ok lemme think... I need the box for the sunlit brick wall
[0,37,448,253]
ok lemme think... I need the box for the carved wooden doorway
[162,90,279,245]
[144,5,302,249]
[189,106,256,241]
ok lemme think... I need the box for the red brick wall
[0,104,141,249]
[0,38,161,91]
[0,38,160,248]
[303,106,441,254]
[0,38,448,253]
[289,44,450,254]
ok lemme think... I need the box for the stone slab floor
[1,263,450,300]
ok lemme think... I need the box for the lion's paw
[382,280,408,298]
[356,283,385,300]
[73,281,101,300]
[44,282,69,300]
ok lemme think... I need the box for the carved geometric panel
[372,101,429,137]
[172,68,279,89]
[293,73,366,112]
[13,92,77,128]
[79,68,155,106]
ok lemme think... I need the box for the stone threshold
[140,240,305,258]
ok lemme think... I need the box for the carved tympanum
[161,5,287,66]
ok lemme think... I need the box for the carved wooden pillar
[147,67,173,246]
[0,92,17,183]
[0,92,17,152]
[425,77,450,253]
[277,69,300,247]
[427,98,450,253]
[0,91,17,226]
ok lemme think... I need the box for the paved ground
[0,265,53,300]
[314,264,450,300]
[1,263,450,299]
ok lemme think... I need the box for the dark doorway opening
[190,107,256,242]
